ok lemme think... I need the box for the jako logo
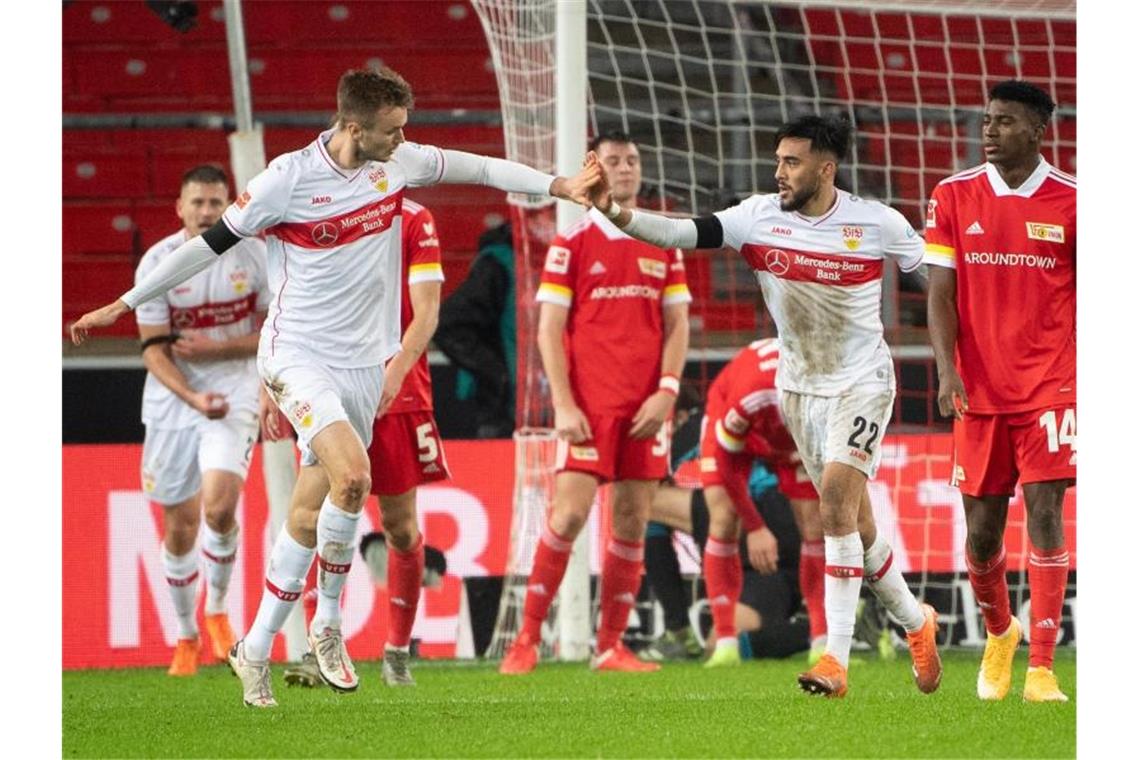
[311,195,332,205]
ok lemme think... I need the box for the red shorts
[697,413,818,500]
[555,413,670,483]
[951,404,1076,498]
[368,410,450,496]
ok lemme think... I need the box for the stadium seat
[63,149,150,200]
[62,256,140,337]
[62,0,225,45]
[241,1,486,46]
[63,202,143,257]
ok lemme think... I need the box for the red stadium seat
[62,257,140,337]
[63,202,143,257]
[62,0,225,45]
[63,149,149,200]
[242,1,487,46]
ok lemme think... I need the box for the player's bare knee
[331,468,371,508]
[382,510,419,550]
[549,503,587,538]
[202,499,237,535]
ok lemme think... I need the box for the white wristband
[658,375,680,396]
[604,199,623,220]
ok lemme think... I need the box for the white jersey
[136,229,269,429]
[221,131,447,368]
[715,190,923,396]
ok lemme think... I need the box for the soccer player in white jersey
[582,115,941,698]
[71,67,600,708]
[135,164,268,676]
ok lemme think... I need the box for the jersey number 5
[1038,408,1076,454]
[416,422,439,463]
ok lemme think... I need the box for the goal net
[471,0,1077,649]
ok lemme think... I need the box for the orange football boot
[907,603,943,694]
[798,653,848,697]
[590,642,661,673]
[499,631,539,675]
[167,637,200,677]
[204,613,237,661]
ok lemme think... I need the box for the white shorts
[141,410,259,505]
[779,384,895,488]
[257,355,384,467]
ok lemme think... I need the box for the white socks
[863,534,925,632]
[312,497,361,634]
[163,548,200,640]
[244,529,315,661]
[201,524,239,616]
[823,532,863,668]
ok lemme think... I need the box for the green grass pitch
[63,650,1074,758]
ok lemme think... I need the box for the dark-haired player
[499,131,691,675]
[583,115,941,698]
[134,164,267,677]
[926,80,1076,703]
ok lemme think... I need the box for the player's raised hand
[936,367,969,420]
[550,156,603,208]
[259,386,288,441]
[172,330,223,362]
[192,391,230,420]
[69,300,130,345]
[746,527,779,575]
[553,402,592,444]
[583,150,613,210]
[629,390,675,440]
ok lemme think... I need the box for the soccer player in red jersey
[499,132,692,674]
[926,80,1075,703]
[697,339,825,668]
[283,199,449,689]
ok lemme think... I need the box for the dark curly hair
[988,80,1056,125]
[773,115,852,162]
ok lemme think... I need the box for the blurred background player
[648,468,817,661]
[71,67,601,708]
[926,80,1076,703]
[688,339,825,667]
[134,164,268,676]
[433,222,517,439]
[284,198,450,689]
[585,115,941,699]
[499,131,692,674]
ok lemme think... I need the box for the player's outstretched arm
[927,265,968,419]
[70,221,240,345]
[584,151,725,250]
[437,149,601,207]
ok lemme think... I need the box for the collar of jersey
[588,206,634,241]
[316,128,368,182]
[791,188,843,225]
[985,158,1052,198]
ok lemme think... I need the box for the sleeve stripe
[715,420,746,453]
[408,263,444,284]
[536,282,573,307]
[924,243,955,257]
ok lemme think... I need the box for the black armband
[693,215,724,249]
[140,333,179,352]
[201,219,242,254]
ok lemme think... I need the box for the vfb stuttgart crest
[842,225,863,251]
[369,167,388,193]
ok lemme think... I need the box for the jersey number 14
[1038,408,1076,454]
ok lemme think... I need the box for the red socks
[966,545,1012,636]
[595,538,644,653]
[387,535,425,648]
[704,537,742,641]
[520,522,574,641]
[799,540,827,640]
[1028,545,1069,669]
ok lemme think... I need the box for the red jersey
[924,161,1076,414]
[385,199,444,415]
[709,339,799,466]
[536,208,692,416]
